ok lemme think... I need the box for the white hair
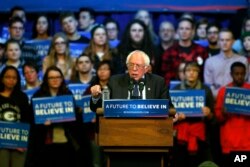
[126,50,150,66]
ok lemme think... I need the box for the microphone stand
[138,81,144,99]
[128,79,134,99]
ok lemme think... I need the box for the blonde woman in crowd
[43,32,74,81]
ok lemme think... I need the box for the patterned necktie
[133,83,139,97]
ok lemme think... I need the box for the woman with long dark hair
[114,19,156,73]
[0,66,31,167]
[32,14,52,40]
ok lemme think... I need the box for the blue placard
[69,43,88,58]
[170,90,205,116]
[23,87,39,103]
[78,31,91,39]
[32,95,76,124]
[0,121,30,149]
[82,95,96,123]
[25,39,51,60]
[104,99,169,117]
[109,39,120,48]
[68,83,89,107]
[224,87,250,115]
[1,26,9,40]
[169,80,181,90]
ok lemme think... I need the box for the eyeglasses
[11,26,24,31]
[207,31,219,35]
[127,63,145,70]
[48,76,62,80]
[54,41,66,46]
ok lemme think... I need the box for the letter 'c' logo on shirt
[3,111,15,121]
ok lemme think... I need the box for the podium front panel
[98,117,173,147]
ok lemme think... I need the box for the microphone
[138,79,145,99]
[128,78,134,99]
[129,78,145,99]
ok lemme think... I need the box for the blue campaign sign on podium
[170,90,205,117]
[224,87,250,115]
[0,121,30,149]
[32,95,76,124]
[103,99,169,117]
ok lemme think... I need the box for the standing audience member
[8,6,31,39]
[204,29,248,98]
[215,62,250,167]
[84,60,113,95]
[0,39,23,72]
[83,60,113,167]
[78,7,98,39]
[60,12,90,44]
[9,6,27,24]
[232,16,250,54]
[134,9,159,44]
[103,18,120,48]
[156,21,176,75]
[206,23,221,57]
[0,40,5,66]
[8,17,40,70]
[177,62,186,82]
[172,61,214,167]
[30,66,92,167]
[161,18,208,84]
[43,32,74,81]
[22,62,41,90]
[8,17,25,42]
[194,18,209,47]
[241,31,250,77]
[83,25,113,70]
[32,14,52,40]
[114,19,155,74]
[0,66,31,167]
[70,54,95,84]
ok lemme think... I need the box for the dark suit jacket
[90,73,173,112]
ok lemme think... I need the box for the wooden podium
[96,108,173,167]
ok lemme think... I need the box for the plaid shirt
[161,42,208,84]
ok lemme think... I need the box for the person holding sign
[215,62,250,166]
[172,61,216,167]
[0,66,31,167]
[90,50,174,113]
[30,66,92,167]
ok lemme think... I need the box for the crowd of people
[0,5,250,167]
